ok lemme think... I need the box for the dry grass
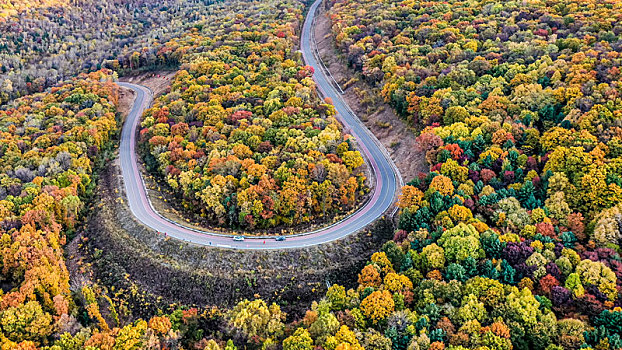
[81,161,393,319]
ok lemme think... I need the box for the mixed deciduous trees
[0,0,227,104]
[3,0,622,348]
[0,70,121,348]
[291,0,622,348]
[139,1,367,229]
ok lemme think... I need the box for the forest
[0,0,223,104]
[0,0,621,348]
[295,0,622,348]
[138,5,366,229]
[0,69,121,348]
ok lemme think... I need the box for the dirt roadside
[120,71,176,97]
[116,87,135,121]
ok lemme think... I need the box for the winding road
[116,0,401,249]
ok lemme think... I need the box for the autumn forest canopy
[138,8,366,229]
[0,0,621,349]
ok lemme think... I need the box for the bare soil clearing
[313,3,428,181]
[116,87,135,122]
[120,71,176,97]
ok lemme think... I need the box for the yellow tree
[283,328,313,350]
[360,290,395,325]
[326,325,363,350]
[228,299,285,340]
[398,185,424,210]
[429,175,455,196]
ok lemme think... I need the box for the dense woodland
[0,0,223,104]
[139,2,366,229]
[0,0,622,348]
[0,70,121,348]
[0,0,365,347]
[301,0,622,348]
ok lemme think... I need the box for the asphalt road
[116,0,401,249]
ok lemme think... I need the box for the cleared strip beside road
[115,0,400,249]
